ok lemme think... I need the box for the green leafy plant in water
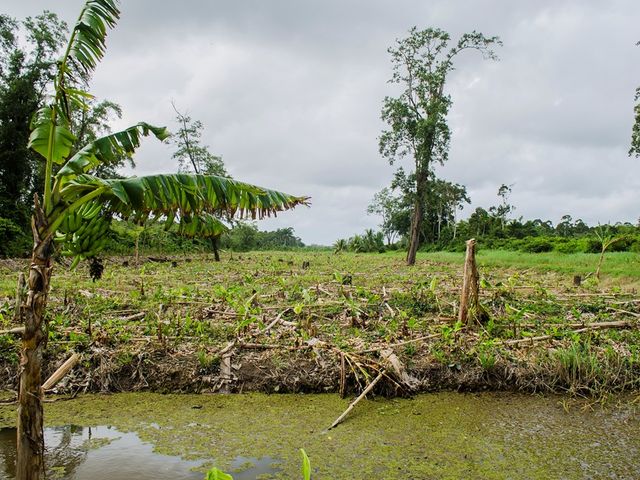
[300,448,311,480]
[205,468,233,480]
[204,449,311,479]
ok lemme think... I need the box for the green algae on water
[0,392,637,479]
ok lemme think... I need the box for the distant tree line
[353,181,640,254]
[100,220,304,255]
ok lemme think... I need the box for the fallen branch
[217,339,237,356]
[607,307,640,318]
[0,327,25,336]
[380,349,418,391]
[329,370,385,430]
[118,312,146,322]
[42,353,81,392]
[239,342,310,351]
[261,308,291,335]
[501,320,634,346]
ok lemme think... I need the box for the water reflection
[0,426,205,480]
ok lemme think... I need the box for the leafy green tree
[375,168,470,247]
[556,215,574,237]
[259,227,304,249]
[16,2,307,477]
[379,27,500,265]
[489,183,514,231]
[171,105,229,259]
[0,12,67,236]
[429,178,470,241]
[367,187,403,245]
[466,207,496,238]
[172,104,228,176]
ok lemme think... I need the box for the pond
[0,392,638,479]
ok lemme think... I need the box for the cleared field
[0,249,639,397]
[421,249,640,282]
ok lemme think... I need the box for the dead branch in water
[329,370,385,430]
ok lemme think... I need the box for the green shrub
[0,217,30,257]
[520,238,554,253]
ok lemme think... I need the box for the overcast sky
[5,0,640,244]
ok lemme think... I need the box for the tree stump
[458,238,484,325]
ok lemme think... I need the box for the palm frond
[67,0,120,74]
[55,122,170,187]
[56,173,309,227]
[100,174,309,221]
[49,173,308,261]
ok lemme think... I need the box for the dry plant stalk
[41,353,81,393]
[329,370,385,429]
[14,272,25,323]
[459,238,481,325]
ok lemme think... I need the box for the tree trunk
[17,198,52,480]
[406,174,427,266]
[210,237,220,262]
[459,238,480,325]
[452,211,458,240]
[406,198,422,266]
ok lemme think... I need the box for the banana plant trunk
[17,199,52,480]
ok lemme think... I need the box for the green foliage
[553,339,602,392]
[205,467,233,480]
[0,217,30,257]
[300,448,311,480]
[0,10,68,234]
[172,107,228,177]
[519,238,554,253]
[22,0,307,267]
[334,229,385,253]
[379,27,500,261]
[220,223,304,252]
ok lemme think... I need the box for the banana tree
[16,1,308,478]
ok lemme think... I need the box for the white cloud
[5,0,640,244]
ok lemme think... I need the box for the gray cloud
[5,0,640,244]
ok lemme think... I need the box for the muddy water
[0,392,638,479]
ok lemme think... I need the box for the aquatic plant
[205,449,311,479]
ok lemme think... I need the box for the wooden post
[459,239,480,325]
